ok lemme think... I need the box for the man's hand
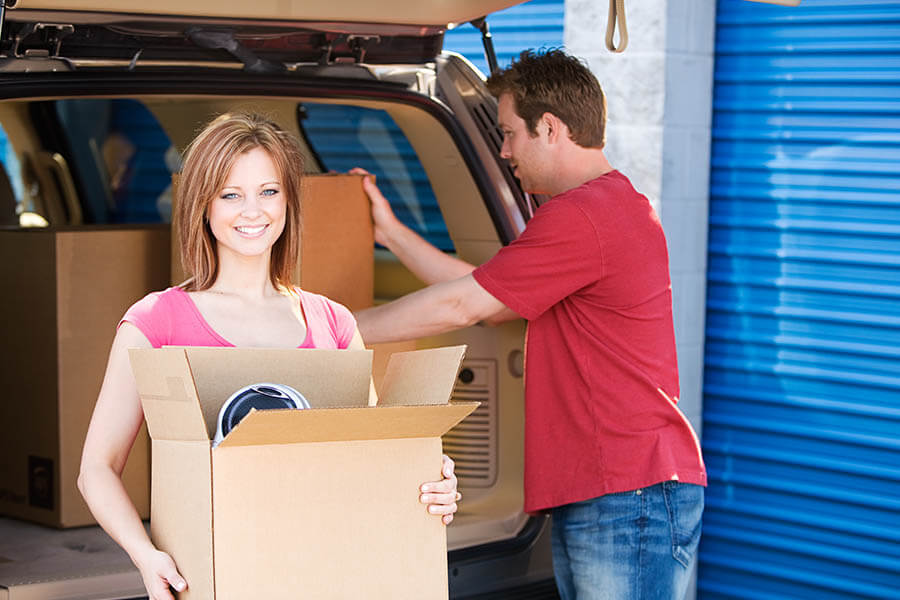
[419,454,461,525]
[349,167,400,247]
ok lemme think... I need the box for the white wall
[565,4,716,594]
[564,0,715,438]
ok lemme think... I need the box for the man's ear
[542,112,568,144]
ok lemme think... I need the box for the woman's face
[207,147,287,261]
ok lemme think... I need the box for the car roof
[10,0,526,28]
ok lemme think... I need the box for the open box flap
[378,345,466,407]
[216,403,479,448]
[129,348,209,441]
[180,347,372,438]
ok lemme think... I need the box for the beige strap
[605,0,629,53]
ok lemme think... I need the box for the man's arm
[351,168,475,285]
[355,273,511,344]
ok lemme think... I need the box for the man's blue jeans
[550,481,704,600]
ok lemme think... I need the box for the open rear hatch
[1,0,524,68]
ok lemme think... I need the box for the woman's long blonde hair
[175,112,304,292]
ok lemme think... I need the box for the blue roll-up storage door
[701,1,900,598]
[443,0,564,75]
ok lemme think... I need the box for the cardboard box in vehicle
[171,173,374,311]
[129,345,476,600]
[0,226,169,528]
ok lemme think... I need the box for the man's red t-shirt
[472,170,707,513]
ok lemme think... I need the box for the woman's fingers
[442,454,456,479]
[420,454,461,525]
[162,561,187,594]
[139,550,186,600]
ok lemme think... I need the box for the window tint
[0,123,24,225]
[54,98,176,224]
[299,103,454,251]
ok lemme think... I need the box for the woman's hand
[420,454,461,525]
[348,167,401,247]
[135,547,187,600]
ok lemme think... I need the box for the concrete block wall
[565,0,716,441]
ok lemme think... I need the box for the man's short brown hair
[487,49,606,148]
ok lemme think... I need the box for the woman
[78,113,460,600]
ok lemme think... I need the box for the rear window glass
[299,102,454,251]
[54,98,176,224]
[0,123,23,225]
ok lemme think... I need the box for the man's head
[487,49,607,149]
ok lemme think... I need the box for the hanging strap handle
[605,0,629,53]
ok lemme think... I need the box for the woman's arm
[78,322,187,600]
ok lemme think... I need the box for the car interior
[0,1,563,595]
[0,88,531,552]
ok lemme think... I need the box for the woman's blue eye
[261,188,278,197]
[221,192,240,200]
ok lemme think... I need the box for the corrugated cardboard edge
[217,403,480,448]
[150,439,214,600]
[129,348,209,442]
[178,347,373,436]
[379,345,467,407]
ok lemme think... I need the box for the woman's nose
[240,194,263,216]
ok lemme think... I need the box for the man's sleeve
[472,200,602,320]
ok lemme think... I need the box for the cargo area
[0,83,542,596]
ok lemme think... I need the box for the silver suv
[0,1,555,598]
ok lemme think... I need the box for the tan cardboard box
[171,173,374,311]
[129,345,476,600]
[0,226,168,528]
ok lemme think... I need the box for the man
[354,49,706,599]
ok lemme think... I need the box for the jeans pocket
[663,482,704,569]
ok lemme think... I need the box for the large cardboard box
[171,173,374,311]
[129,345,476,600]
[0,226,169,528]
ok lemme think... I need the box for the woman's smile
[235,224,270,237]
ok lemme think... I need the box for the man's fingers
[349,168,375,186]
